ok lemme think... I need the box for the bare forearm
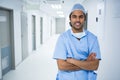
[67,59,99,70]
[57,59,81,71]
[75,60,99,70]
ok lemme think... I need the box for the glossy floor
[3,34,59,80]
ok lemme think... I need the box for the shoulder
[56,29,71,45]
[86,30,97,39]
[59,29,71,39]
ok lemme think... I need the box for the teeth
[76,23,80,25]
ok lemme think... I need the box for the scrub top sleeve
[53,35,67,60]
[90,38,101,60]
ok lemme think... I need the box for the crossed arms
[57,53,100,71]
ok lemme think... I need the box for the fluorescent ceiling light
[51,4,62,9]
[59,14,65,17]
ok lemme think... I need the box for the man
[53,3,101,80]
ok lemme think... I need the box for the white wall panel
[83,0,120,80]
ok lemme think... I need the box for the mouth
[75,22,81,26]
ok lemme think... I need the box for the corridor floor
[3,34,59,80]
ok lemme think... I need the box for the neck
[72,28,83,33]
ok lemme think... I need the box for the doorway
[32,15,36,50]
[0,8,14,76]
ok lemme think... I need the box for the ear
[84,13,86,21]
[69,22,72,27]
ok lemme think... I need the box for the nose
[76,17,80,21]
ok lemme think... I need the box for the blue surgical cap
[70,3,86,14]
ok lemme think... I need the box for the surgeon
[53,3,101,80]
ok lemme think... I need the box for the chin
[75,27,82,30]
[72,25,83,30]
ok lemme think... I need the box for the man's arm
[57,59,81,71]
[67,58,99,70]
[66,53,100,70]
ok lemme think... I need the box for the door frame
[0,48,2,79]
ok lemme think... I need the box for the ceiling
[23,0,85,18]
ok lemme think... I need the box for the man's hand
[87,53,96,61]
[67,52,96,64]
[67,58,74,64]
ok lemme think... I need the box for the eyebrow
[71,14,84,17]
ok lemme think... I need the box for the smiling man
[53,3,101,80]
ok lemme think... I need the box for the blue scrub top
[53,29,101,80]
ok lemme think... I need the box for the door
[40,17,43,44]
[0,9,12,75]
[32,15,36,50]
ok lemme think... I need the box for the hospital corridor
[0,0,120,80]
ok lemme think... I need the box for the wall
[51,17,56,35]
[98,0,120,80]
[83,0,120,80]
[83,0,98,34]
[21,12,28,60]
[56,18,65,34]
[0,0,22,67]
[26,10,56,54]
[42,13,52,43]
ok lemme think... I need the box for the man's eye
[72,15,76,18]
[79,15,84,18]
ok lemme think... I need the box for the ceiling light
[59,14,65,17]
[51,4,62,9]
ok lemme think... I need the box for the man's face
[70,10,85,32]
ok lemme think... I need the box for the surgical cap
[70,3,86,14]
